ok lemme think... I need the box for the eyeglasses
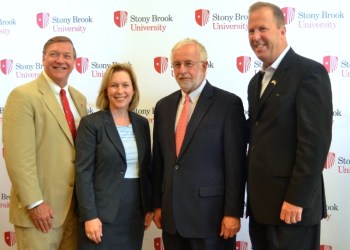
[171,61,203,70]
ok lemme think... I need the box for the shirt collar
[261,45,291,72]
[43,71,69,95]
[181,79,206,104]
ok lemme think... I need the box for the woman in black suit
[75,63,153,250]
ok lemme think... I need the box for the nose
[250,31,261,41]
[178,63,188,74]
[55,54,65,63]
[116,85,124,93]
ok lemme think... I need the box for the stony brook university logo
[281,7,295,25]
[195,9,210,26]
[320,245,332,250]
[236,241,248,250]
[236,56,251,73]
[154,56,168,74]
[324,152,335,169]
[36,12,50,29]
[75,57,89,74]
[154,237,164,250]
[1,59,13,75]
[323,56,338,73]
[4,231,16,247]
[114,11,128,28]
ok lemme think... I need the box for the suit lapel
[103,111,127,164]
[37,74,75,146]
[68,86,87,118]
[177,81,213,158]
[255,48,295,119]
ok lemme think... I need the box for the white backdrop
[1,0,349,249]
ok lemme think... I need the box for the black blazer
[247,48,333,225]
[75,110,152,223]
[153,81,248,238]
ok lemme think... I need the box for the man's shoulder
[288,49,324,70]
[156,90,179,106]
[210,84,242,102]
[10,76,41,93]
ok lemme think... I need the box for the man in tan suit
[2,36,88,250]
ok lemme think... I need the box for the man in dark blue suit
[152,38,248,250]
[246,2,333,250]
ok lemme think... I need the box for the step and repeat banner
[1,0,349,249]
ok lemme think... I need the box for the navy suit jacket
[75,110,152,223]
[247,48,333,225]
[153,81,248,238]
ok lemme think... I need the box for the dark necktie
[60,89,76,139]
[175,94,190,157]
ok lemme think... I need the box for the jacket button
[175,165,179,170]
[255,121,259,126]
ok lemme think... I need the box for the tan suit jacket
[2,73,88,228]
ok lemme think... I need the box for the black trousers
[249,216,321,250]
[162,231,235,250]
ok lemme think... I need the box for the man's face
[172,44,207,94]
[42,42,76,87]
[248,7,286,67]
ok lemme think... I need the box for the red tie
[60,89,76,139]
[176,94,190,156]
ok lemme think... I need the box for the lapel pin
[271,80,277,85]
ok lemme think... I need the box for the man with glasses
[152,38,248,250]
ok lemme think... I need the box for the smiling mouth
[53,66,67,70]
[254,43,265,49]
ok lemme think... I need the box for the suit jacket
[75,110,152,223]
[153,81,248,238]
[247,48,333,225]
[2,73,87,227]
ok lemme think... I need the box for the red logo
[36,12,50,29]
[75,57,89,74]
[236,56,251,73]
[281,7,295,25]
[236,241,248,250]
[154,237,164,250]
[320,245,332,250]
[1,59,13,75]
[154,57,168,74]
[324,152,335,169]
[114,11,128,27]
[4,231,16,247]
[195,9,210,26]
[323,56,338,73]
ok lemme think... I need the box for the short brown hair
[42,36,77,59]
[249,2,285,28]
[96,63,140,111]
